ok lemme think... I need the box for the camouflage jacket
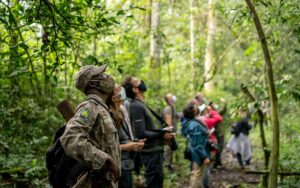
[60,94,121,188]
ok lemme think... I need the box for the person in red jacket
[197,104,222,146]
[196,104,222,188]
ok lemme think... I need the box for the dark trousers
[118,169,132,188]
[215,136,225,166]
[134,153,142,175]
[140,152,163,188]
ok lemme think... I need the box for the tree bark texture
[204,0,217,94]
[149,0,161,93]
[150,0,161,69]
[189,0,196,91]
[241,84,270,187]
[244,0,280,187]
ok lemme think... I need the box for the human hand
[137,139,146,150]
[131,142,142,151]
[204,157,210,165]
[163,132,176,140]
[121,138,144,152]
[105,156,119,182]
[127,138,146,151]
[162,126,175,132]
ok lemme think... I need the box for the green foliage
[0,0,299,186]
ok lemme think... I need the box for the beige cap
[75,64,107,92]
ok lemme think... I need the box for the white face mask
[119,87,127,101]
[198,104,206,115]
[172,95,177,102]
[112,86,127,102]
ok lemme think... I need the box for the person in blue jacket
[182,102,210,188]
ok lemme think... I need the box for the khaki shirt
[163,105,178,129]
[60,94,121,188]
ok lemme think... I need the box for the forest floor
[171,147,263,188]
[134,147,263,188]
[0,145,263,188]
[207,148,261,188]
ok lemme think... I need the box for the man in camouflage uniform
[60,64,121,188]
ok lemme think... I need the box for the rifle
[56,99,75,122]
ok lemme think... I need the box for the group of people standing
[181,93,253,188]
[59,64,175,188]
[58,64,252,188]
[181,94,225,188]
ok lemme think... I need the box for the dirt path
[134,145,263,188]
[208,148,261,188]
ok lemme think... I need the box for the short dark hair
[121,76,135,99]
[183,102,195,119]
[195,93,203,100]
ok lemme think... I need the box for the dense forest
[0,0,299,187]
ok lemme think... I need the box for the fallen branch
[245,170,300,176]
[0,168,24,175]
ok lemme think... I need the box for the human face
[193,104,199,116]
[112,86,126,102]
[166,93,174,105]
[132,79,147,94]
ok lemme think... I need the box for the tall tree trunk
[244,0,280,187]
[189,0,196,91]
[204,0,217,94]
[149,0,161,97]
[168,0,175,14]
[241,85,270,187]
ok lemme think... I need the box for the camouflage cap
[95,74,115,95]
[75,64,107,92]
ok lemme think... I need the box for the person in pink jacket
[196,104,222,188]
[197,104,222,146]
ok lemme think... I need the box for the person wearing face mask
[121,76,175,188]
[163,93,178,172]
[197,103,222,188]
[110,85,146,188]
[182,102,210,188]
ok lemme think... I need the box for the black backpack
[46,125,90,188]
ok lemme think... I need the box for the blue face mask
[138,80,147,92]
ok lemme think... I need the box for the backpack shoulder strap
[146,105,169,128]
[65,162,89,186]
